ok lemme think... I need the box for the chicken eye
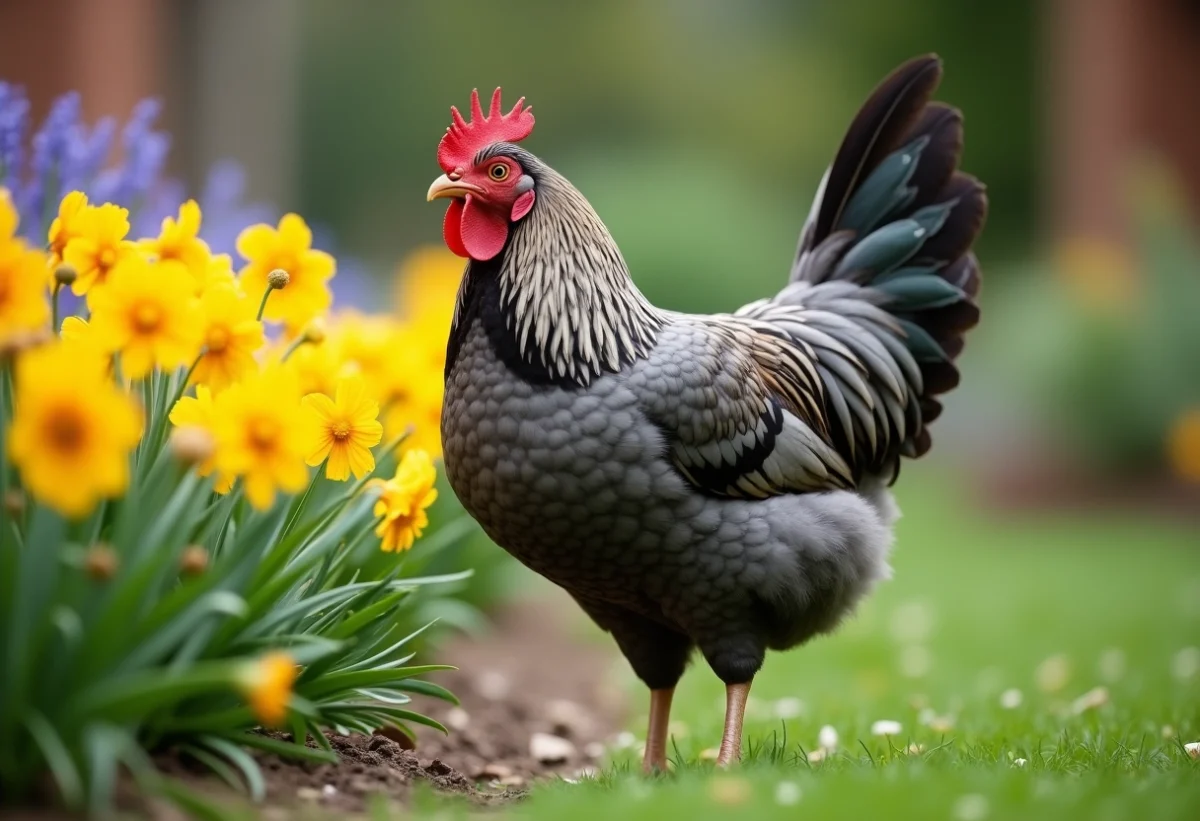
[488,163,509,181]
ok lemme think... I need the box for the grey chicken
[428,55,985,771]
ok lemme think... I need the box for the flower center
[331,422,350,441]
[98,247,117,268]
[132,302,162,333]
[206,325,231,352]
[248,417,278,450]
[44,407,86,454]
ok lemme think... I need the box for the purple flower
[0,81,30,191]
[18,90,82,235]
[90,98,169,209]
[197,160,276,257]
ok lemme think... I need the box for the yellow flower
[0,188,16,240]
[383,367,444,460]
[301,375,383,481]
[7,342,142,518]
[63,203,139,297]
[396,245,463,331]
[192,283,264,391]
[212,366,309,510]
[237,214,334,330]
[60,316,94,345]
[239,652,297,727]
[368,449,438,552]
[48,191,89,267]
[88,256,204,379]
[278,334,342,398]
[0,236,52,341]
[1167,408,1200,484]
[169,385,235,493]
[199,252,238,295]
[139,200,210,280]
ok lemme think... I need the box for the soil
[5,592,629,818]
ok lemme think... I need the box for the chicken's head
[427,88,536,261]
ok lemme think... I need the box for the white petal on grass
[1012,757,1028,768]
[774,781,802,806]
[953,793,990,821]
[772,697,804,720]
[928,715,955,734]
[1071,686,1109,714]
[1035,654,1071,693]
[1098,647,1127,682]
[1184,741,1200,759]
[871,720,903,737]
[1000,688,1023,709]
[1172,646,1200,681]
[818,724,839,752]
[900,645,932,678]
[890,600,936,643]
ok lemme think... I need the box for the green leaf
[66,661,239,724]
[390,679,460,705]
[196,735,266,801]
[24,711,83,809]
[301,665,453,701]
[228,730,338,763]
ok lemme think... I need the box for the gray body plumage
[440,57,985,688]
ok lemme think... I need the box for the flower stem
[256,282,279,322]
[51,283,61,332]
[279,336,311,363]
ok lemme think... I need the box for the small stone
[871,719,903,737]
[296,787,320,802]
[774,780,802,806]
[498,774,526,788]
[583,741,606,759]
[1036,655,1071,693]
[1172,647,1200,681]
[1012,758,1028,768]
[999,688,1023,709]
[953,793,990,821]
[530,732,575,764]
[699,747,720,762]
[1184,741,1200,759]
[477,670,511,701]
[708,776,752,805]
[772,697,804,719]
[321,784,337,797]
[473,762,513,780]
[546,699,592,737]
[444,707,470,731]
[1071,686,1109,714]
[818,724,838,752]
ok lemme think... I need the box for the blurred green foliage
[297,0,1036,313]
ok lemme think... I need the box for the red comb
[437,88,535,173]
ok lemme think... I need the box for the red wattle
[459,194,509,261]
[442,199,469,258]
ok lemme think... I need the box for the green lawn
[445,465,1200,820]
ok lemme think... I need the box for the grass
[455,464,1200,820]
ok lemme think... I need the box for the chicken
[427,55,985,772]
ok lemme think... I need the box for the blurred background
[2,0,1197,533]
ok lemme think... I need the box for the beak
[427,175,484,202]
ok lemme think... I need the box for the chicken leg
[715,681,752,766]
[642,687,675,773]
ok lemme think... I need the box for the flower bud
[170,425,216,467]
[84,544,119,581]
[3,489,25,519]
[266,268,291,289]
[54,263,77,286]
[180,544,209,576]
[301,319,326,345]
